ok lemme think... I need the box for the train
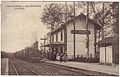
[14,41,43,63]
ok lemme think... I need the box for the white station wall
[100,46,113,63]
[66,18,95,59]
[106,46,112,63]
[100,47,105,63]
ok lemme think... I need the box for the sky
[1,1,79,53]
[1,1,78,53]
[1,1,51,53]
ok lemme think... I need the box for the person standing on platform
[60,53,63,62]
[63,52,68,62]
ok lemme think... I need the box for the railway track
[9,59,115,76]
[15,59,85,75]
[9,59,19,75]
[9,59,40,75]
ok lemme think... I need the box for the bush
[68,57,99,63]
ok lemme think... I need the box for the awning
[51,42,65,45]
[41,43,50,47]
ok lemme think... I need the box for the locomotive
[15,41,43,62]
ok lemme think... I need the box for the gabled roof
[48,13,101,35]
[64,13,101,29]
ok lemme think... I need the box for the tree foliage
[77,2,119,37]
[93,2,119,36]
[41,3,74,30]
[110,2,119,34]
[1,51,8,58]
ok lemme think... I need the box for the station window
[61,31,63,41]
[56,33,58,42]
[52,35,54,42]
[50,36,51,43]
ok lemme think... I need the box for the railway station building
[42,13,102,61]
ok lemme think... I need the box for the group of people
[42,49,68,62]
[57,52,68,62]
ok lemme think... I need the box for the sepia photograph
[1,0,119,76]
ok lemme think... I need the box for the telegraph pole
[64,1,67,54]
[73,1,76,59]
[86,2,90,58]
[102,2,106,63]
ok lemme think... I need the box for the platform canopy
[41,42,65,47]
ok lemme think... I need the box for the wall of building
[66,18,95,59]
[50,29,64,43]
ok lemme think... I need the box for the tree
[90,2,119,37]
[1,51,8,58]
[41,3,74,30]
[77,2,119,38]
[110,2,119,34]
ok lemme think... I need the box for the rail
[10,59,40,75]
[9,59,19,75]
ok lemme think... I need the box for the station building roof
[47,13,101,35]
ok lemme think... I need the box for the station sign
[71,30,90,34]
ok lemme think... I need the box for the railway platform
[45,60,119,75]
[1,58,9,75]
